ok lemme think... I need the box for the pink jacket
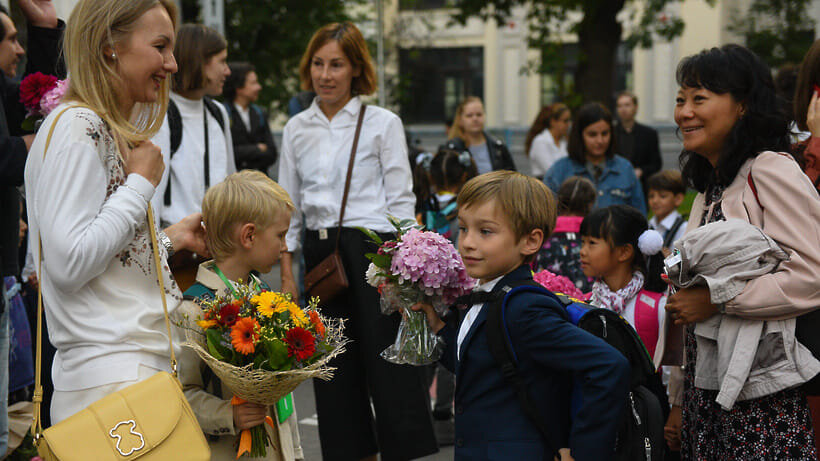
[688,151,820,320]
[669,151,820,406]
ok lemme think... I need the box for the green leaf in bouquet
[370,253,392,269]
[205,328,230,360]
[21,115,39,132]
[355,227,384,245]
[253,354,268,370]
[387,215,402,231]
[398,218,420,230]
[266,339,291,370]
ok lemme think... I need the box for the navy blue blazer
[438,266,630,460]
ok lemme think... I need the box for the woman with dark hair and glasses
[663,44,820,459]
[223,62,277,173]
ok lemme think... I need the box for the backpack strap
[223,102,233,127]
[484,280,565,458]
[662,215,686,249]
[633,290,663,360]
[747,171,763,211]
[203,97,226,132]
[165,99,182,207]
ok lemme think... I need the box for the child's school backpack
[482,280,665,461]
[423,197,458,241]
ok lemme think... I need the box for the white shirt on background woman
[529,128,568,178]
[151,92,236,226]
[278,96,415,252]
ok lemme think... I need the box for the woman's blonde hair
[448,96,484,141]
[298,22,376,96]
[202,171,295,261]
[63,0,177,146]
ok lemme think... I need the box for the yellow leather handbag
[30,106,211,460]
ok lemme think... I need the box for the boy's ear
[673,193,685,208]
[615,244,634,264]
[519,228,544,258]
[237,223,256,250]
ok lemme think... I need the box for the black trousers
[304,228,438,461]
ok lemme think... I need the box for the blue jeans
[0,285,11,454]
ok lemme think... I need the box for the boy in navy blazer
[414,171,630,460]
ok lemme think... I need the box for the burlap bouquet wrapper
[180,314,348,406]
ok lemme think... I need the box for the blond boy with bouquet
[175,170,303,460]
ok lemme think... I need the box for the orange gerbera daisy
[308,311,325,338]
[230,317,260,355]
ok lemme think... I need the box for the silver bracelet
[158,230,175,258]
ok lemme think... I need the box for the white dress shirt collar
[650,210,681,233]
[308,96,363,122]
[457,275,504,361]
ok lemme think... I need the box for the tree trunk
[574,0,625,107]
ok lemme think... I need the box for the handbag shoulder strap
[31,106,177,441]
[334,103,367,250]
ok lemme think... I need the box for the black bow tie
[454,291,500,307]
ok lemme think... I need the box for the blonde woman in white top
[278,22,437,461]
[24,0,208,423]
[525,103,571,178]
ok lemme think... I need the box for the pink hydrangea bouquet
[532,269,585,299]
[360,217,475,365]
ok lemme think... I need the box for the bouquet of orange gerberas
[184,282,346,458]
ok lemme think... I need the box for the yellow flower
[287,304,309,328]
[252,291,291,318]
[197,319,218,329]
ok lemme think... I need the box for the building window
[540,44,633,106]
[399,47,484,124]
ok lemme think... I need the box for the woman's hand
[164,213,209,256]
[18,0,58,29]
[410,302,445,334]
[232,402,267,431]
[808,91,820,138]
[554,448,574,461]
[125,141,164,187]
[665,286,719,325]
[664,405,682,451]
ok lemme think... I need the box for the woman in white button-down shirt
[278,22,437,461]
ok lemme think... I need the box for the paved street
[259,261,453,460]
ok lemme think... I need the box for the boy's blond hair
[457,171,557,254]
[202,170,294,261]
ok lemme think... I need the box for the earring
[110,53,117,59]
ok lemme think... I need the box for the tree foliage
[451,0,701,106]
[181,0,356,115]
[728,0,815,69]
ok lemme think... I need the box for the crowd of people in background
[2,0,820,460]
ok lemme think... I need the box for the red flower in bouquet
[231,317,259,355]
[284,327,316,361]
[218,301,241,327]
[308,311,325,339]
[20,72,58,113]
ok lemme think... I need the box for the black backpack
[482,280,666,461]
[164,97,226,206]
